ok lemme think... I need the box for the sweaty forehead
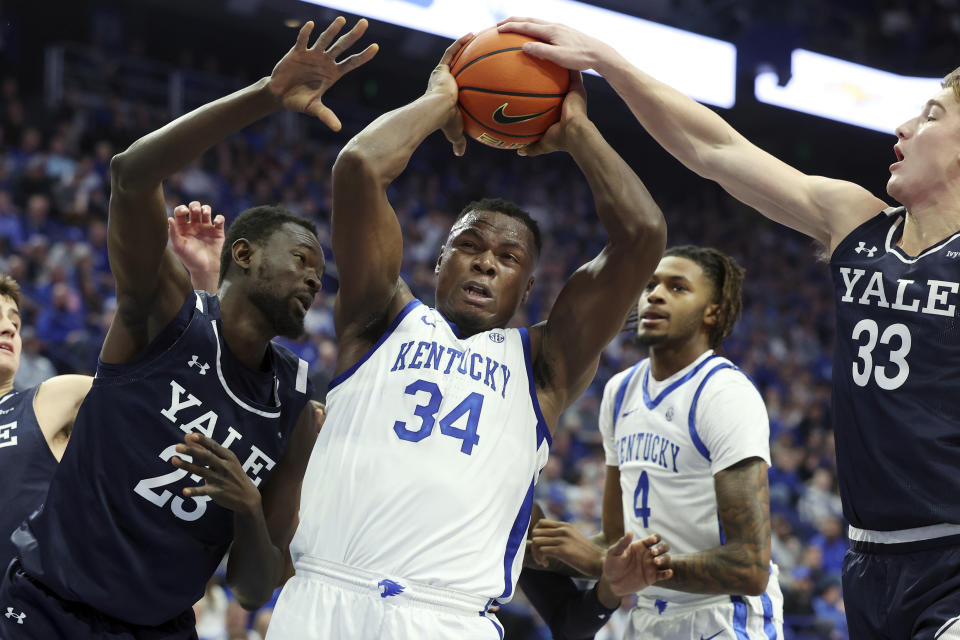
[270,222,322,251]
[449,210,535,251]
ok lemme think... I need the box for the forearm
[655,543,769,596]
[595,54,740,181]
[564,119,664,244]
[111,78,279,194]
[226,505,284,609]
[188,269,219,294]
[338,92,454,185]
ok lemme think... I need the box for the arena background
[2,0,953,637]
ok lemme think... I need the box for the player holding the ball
[265,32,670,639]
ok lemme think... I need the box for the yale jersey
[15,292,311,625]
[292,299,550,602]
[832,208,960,530]
[0,386,56,569]
[600,352,772,605]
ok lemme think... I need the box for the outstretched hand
[169,201,225,277]
[497,17,612,73]
[171,433,262,515]
[268,17,379,131]
[529,518,604,577]
[604,531,673,596]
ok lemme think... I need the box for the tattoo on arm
[656,457,771,595]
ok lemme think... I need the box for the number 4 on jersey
[634,470,651,528]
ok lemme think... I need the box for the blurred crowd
[0,2,897,636]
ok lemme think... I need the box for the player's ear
[232,238,254,275]
[521,275,535,304]
[435,247,445,275]
[703,303,719,327]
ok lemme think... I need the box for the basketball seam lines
[452,47,524,79]
[458,86,567,98]
[457,101,552,139]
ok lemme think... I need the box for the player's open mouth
[462,281,492,302]
[0,342,13,353]
[639,310,668,326]
[894,146,904,162]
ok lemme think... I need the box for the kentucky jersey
[292,299,550,602]
[832,207,960,530]
[0,386,56,569]
[14,291,311,625]
[599,351,773,606]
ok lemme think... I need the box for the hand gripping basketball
[267,17,379,131]
[427,33,474,157]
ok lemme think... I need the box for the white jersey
[292,299,550,603]
[599,351,773,607]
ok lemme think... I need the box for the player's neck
[900,200,960,255]
[0,377,13,397]
[216,289,273,371]
[648,340,711,381]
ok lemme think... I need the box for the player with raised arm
[0,204,225,574]
[532,246,781,638]
[498,17,960,639]
[0,18,375,639]
[266,34,669,640]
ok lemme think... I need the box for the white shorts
[265,556,504,640]
[625,586,784,640]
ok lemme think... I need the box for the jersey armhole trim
[687,363,737,462]
[612,361,644,437]
[518,327,551,448]
[328,299,422,392]
[829,208,899,263]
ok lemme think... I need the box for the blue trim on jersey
[761,592,777,639]
[484,615,504,640]
[437,310,462,338]
[731,596,750,640]
[642,355,720,410]
[328,299,422,391]
[686,363,736,462]
[518,327,551,448]
[499,478,535,600]
[612,361,644,436]
[718,517,727,546]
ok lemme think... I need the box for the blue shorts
[0,560,198,640]
[843,537,960,639]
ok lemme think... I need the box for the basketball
[450,27,570,149]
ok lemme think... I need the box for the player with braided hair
[530,245,782,639]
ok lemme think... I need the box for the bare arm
[331,35,470,367]
[529,76,666,425]
[601,464,625,545]
[497,19,887,251]
[655,457,772,596]
[104,18,376,365]
[33,374,93,461]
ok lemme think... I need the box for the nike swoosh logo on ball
[492,103,552,125]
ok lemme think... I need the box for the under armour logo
[377,578,405,598]
[421,315,436,327]
[855,242,877,257]
[187,355,209,375]
[5,607,25,624]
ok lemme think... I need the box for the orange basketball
[450,27,570,150]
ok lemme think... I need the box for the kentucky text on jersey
[839,268,959,315]
[161,380,275,486]
[390,340,512,398]
[616,431,681,472]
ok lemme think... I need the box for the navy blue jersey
[0,385,56,569]
[831,208,960,530]
[14,291,312,626]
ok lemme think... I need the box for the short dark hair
[0,274,21,310]
[455,198,542,257]
[664,245,744,351]
[219,205,318,286]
